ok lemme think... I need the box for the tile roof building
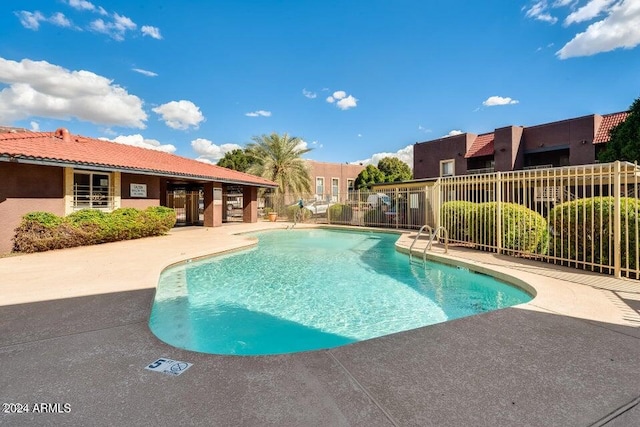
[0,128,277,254]
[414,111,629,179]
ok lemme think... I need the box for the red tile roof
[465,133,494,158]
[0,128,277,187]
[594,111,629,144]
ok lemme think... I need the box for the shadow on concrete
[1,287,640,426]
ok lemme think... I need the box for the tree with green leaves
[354,164,386,189]
[245,132,312,203]
[377,157,412,182]
[598,97,639,162]
[217,148,256,172]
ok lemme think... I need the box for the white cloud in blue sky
[67,0,97,12]
[132,68,158,77]
[152,100,204,130]
[353,145,414,170]
[105,134,176,153]
[0,57,147,128]
[15,11,73,30]
[141,25,162,40]
[524,0,640,58]
[326,90,358,110]
[483,96,519,107]
[245,110,271,117]
[89,14,137,41]
[191,138,242,162]
[302,89,317,99]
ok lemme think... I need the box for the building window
[73,171,112,209]
[440,159,455,177]
[347,179,355,192]
[315,177,324,199]
[331,178,339,201]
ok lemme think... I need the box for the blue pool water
[149,229,532,355]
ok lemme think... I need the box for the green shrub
[548,197,639,269]
[441,201,476,241]
[441,201,548,254]
[285,205,312,222]
[12,206,177,253]
[328,204,353,224]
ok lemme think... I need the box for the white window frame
[347,179,355,192]
[331,177,339,202]
[440,159,455,177]
[315,177,324,199]
[73,170,113,210]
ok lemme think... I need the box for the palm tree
[246,132,312,209]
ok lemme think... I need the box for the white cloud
[50,12,72,28]
[0,57,147,128]
[67,0,96,12]
[353,145,414,170]
[132,68,158,77]
[30,121,40,131]
[103,134,176,153]
[152,100,204,130]
[89,13,136,41]
[326,90,358,110]
[565,0,616,25]
[443,130,464,137]
[141,25,162,39]
[15,11,46,30]
[557,0,640,58]
[302,88,317,99]
[245,110,272,117]
[524,1,558,24]
[482,96,519,106]
[337,95,358,110]
[191,138,242,162]
[418,125,432,133]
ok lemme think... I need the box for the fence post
[434,179,441,230]
[496,172,502,254]
[614,161,621,278]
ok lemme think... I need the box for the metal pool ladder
[409,225,448,265]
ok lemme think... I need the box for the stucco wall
[120,173,161,200]
[307,160,365,196]
[0,163,65,254]
[414,135,467,179]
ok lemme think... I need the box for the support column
[243,186,258,223]
[203,182,214,227]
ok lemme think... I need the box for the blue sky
[1,1,639,168]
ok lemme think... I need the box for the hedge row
[548,197,639,270]
[13,207,177,253]
[441,201,549,254]
[328,204,353,224]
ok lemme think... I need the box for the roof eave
[0,155,278,188]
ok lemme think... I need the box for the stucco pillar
[243,186,258,223]
[203,182,214,227]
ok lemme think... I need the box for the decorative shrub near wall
[328,204,353,224]
[285,205,312,222]
[548,197,639,270]
[13,207,177,253]
[441,201,549,254]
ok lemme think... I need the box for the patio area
[1,223,640,426]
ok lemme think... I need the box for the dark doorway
[166,186,204,226]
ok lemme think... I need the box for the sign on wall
[130,183,147,198]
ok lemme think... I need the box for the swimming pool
[149,228,532,355]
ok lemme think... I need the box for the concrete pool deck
[1,223,640,426]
